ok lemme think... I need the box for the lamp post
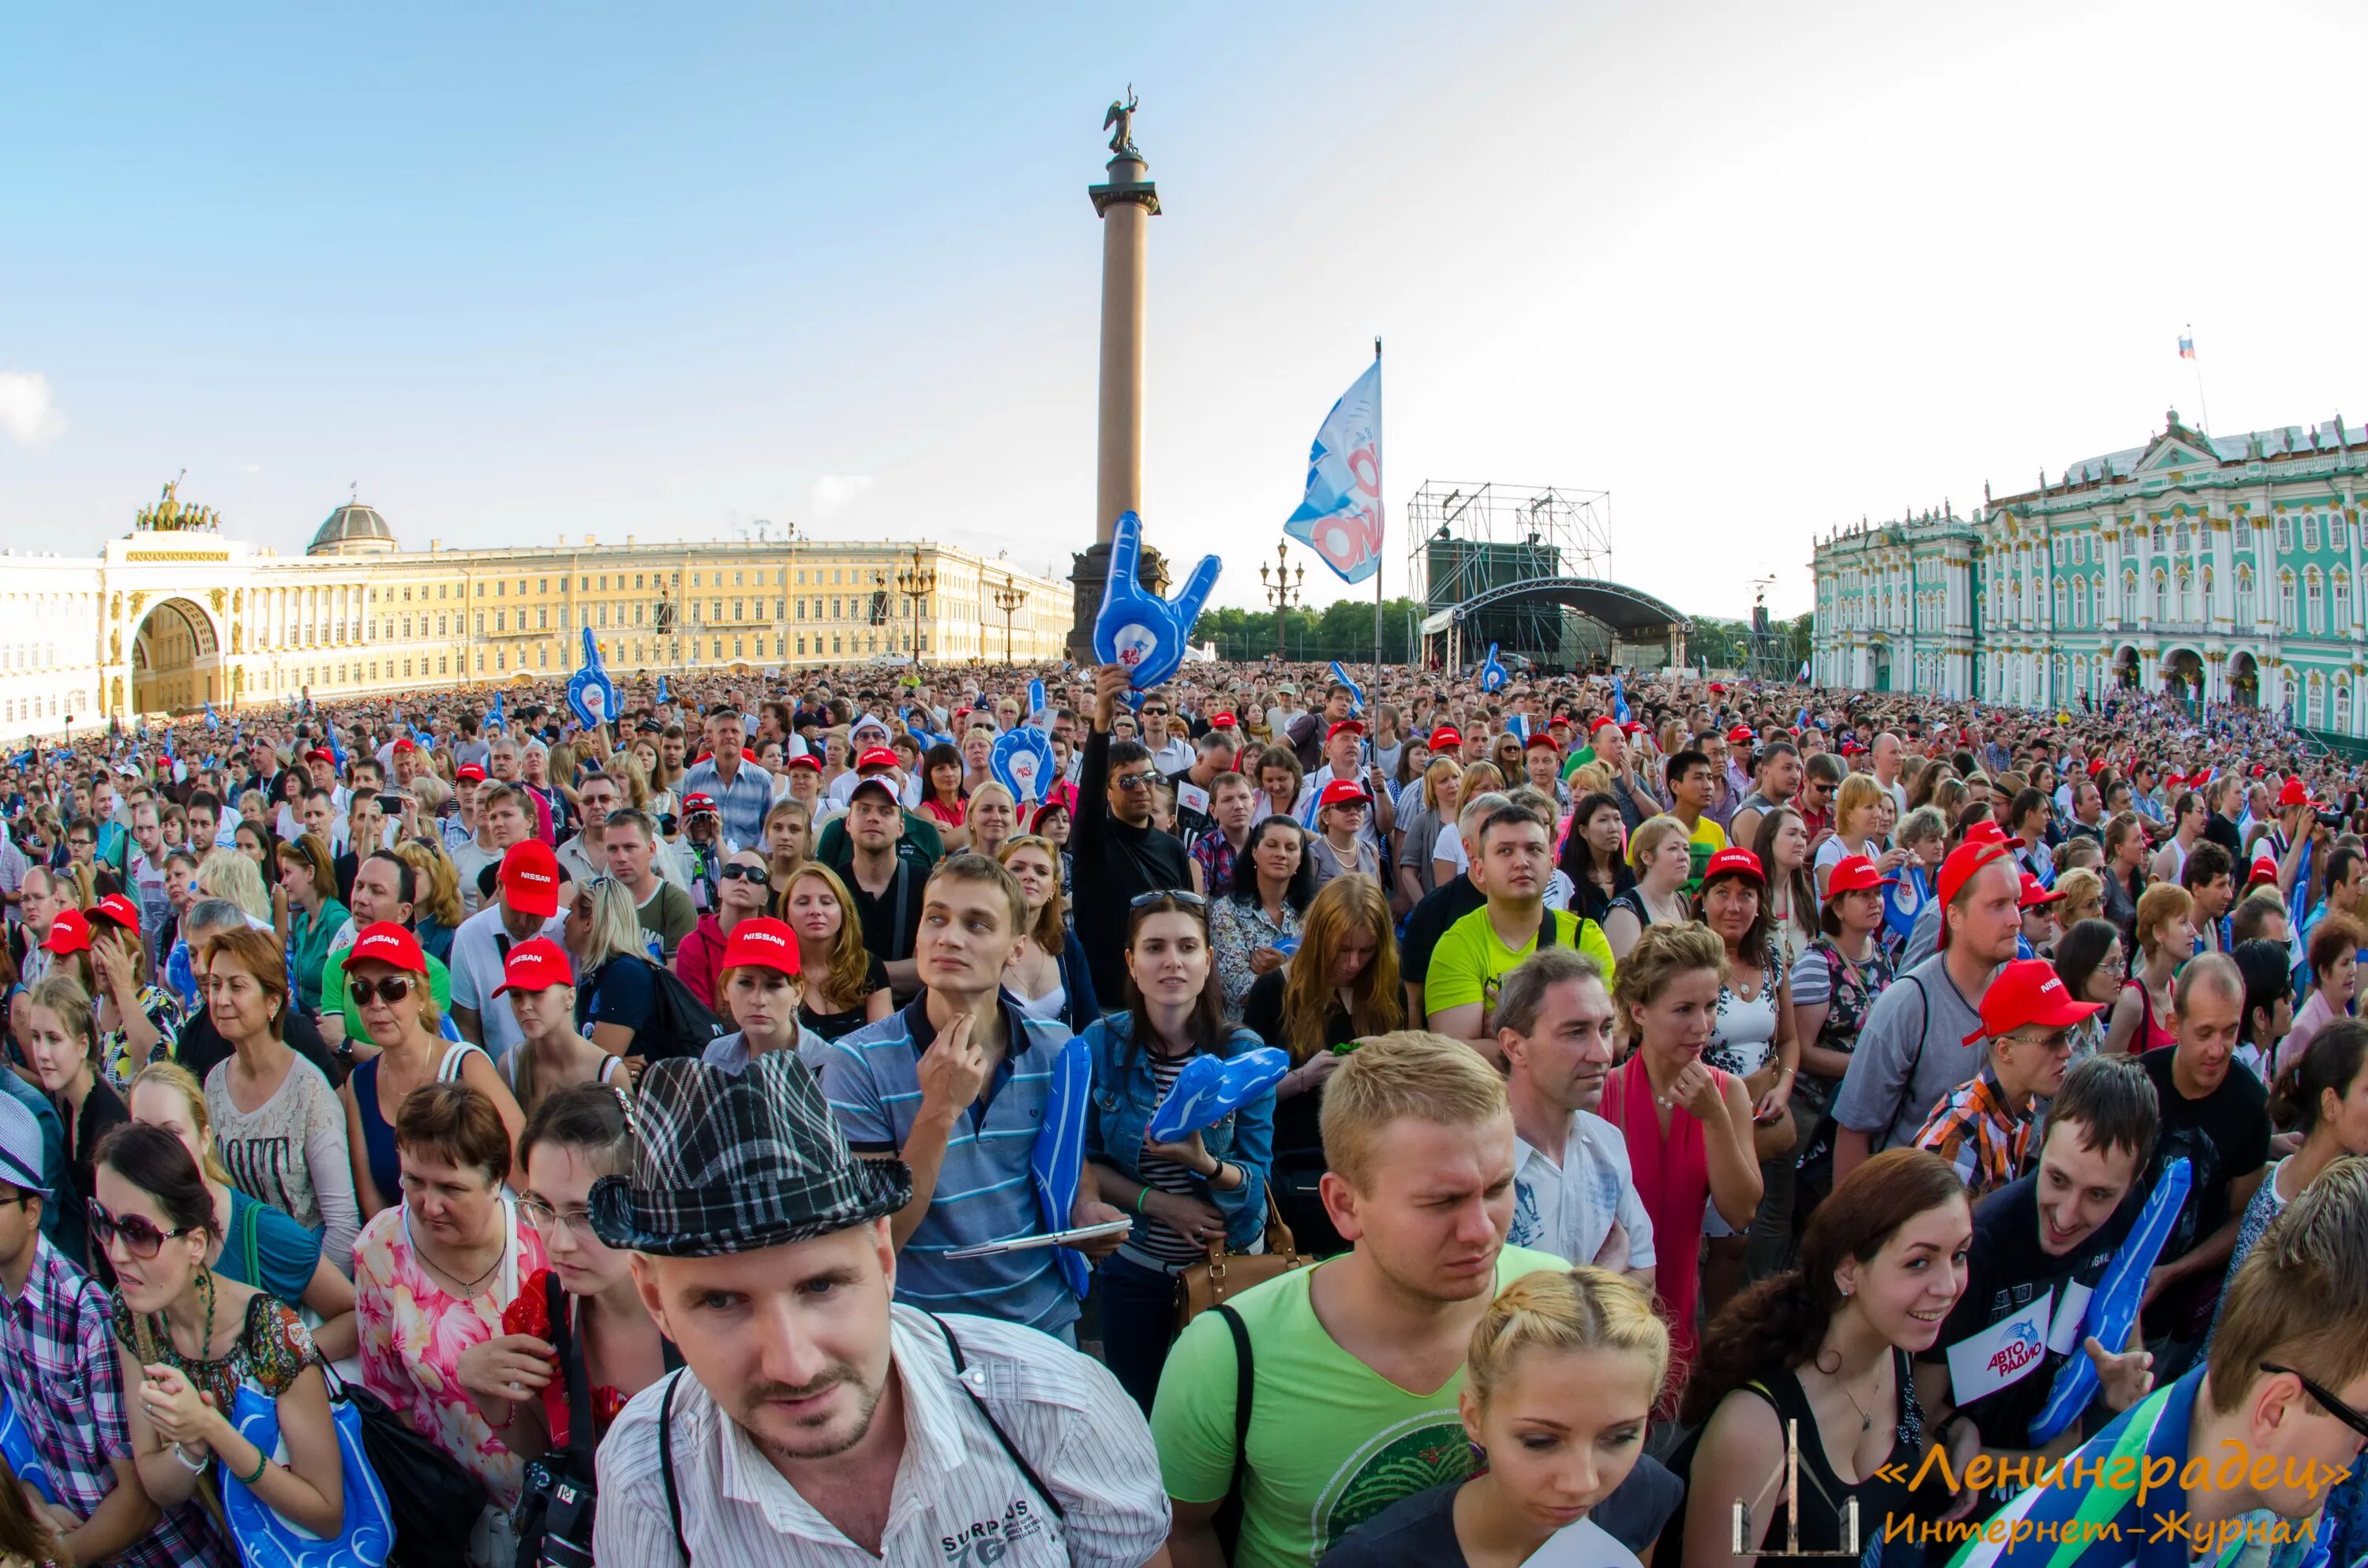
[894,548,938,668]
[1259,542,1305,664]
[993,578,1028,664]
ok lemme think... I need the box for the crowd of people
[0,653,2366,1566]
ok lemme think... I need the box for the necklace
[152,1267,217,1368]
[422,1229,506,1297]
[1824,1353,1883,1432]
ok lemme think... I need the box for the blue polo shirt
[820,992,1079,1337]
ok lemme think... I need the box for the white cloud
[809,473,872,520]
[0,372,64,447]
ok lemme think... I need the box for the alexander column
[1070,87,1165,659]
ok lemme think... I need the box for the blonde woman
[762,798,813,911]
[781,863,892,1041]
[2051,866,2106,932]
[196,848,272,924]
[1602,815,1694,963]
[1812,773,1894,896]
[394,837,466,964]
[129,1061,360,1361]
[1392,755,1463,907]
[564,876,661,1060]
[2104,882,2194,1057]
[997,834,1100,1031]
[1322,1268,1674,1568]
[966,780,1019,863]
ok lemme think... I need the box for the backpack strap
[659,1369,690,1564]
[553,1271,594,1466]
[1217,1303,1253,1518]
[927,1313,1066,1522]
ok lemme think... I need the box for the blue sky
[9,1,2368,618]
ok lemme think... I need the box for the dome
[308,500,399,556]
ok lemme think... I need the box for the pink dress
[354,1199,548,1507]
[1602,1052,1726,1413]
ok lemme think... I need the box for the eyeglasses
[2262,1364,2368,1444]
[88,1200,196,1260]
[1130,889,1208,911]
[350,975,418,1006]
[1111,772,1156,791]
[719,863,769,883]
[519,1198,593,1239]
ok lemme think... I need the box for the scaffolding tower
[1407,482,1613,668]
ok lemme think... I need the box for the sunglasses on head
[1130,889,1208,911]
[350,975,418,1006]
[88,1199,196,1260]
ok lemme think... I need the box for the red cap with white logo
[491,937,574,996]
[89,893,142,932]
[720,917,803,977]
[1965,957,2101,1044]
[340,921,429,976]
[499,840,563,918]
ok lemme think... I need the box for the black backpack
[512,1273,597,1568]
[631,955,729,1061]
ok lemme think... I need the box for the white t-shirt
[1433,824,1468,875]
[446,902,568,1065]
[1531,1517,1643,1568]
[1508,1110,1657,1271]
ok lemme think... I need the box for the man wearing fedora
[591,1053,1169,1565]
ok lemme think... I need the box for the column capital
[1089,161,1161,217]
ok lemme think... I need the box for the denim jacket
[1081,1012,1274,1253]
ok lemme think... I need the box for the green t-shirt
[321,945,452,1041]
[1421,905,1618,1019]
[1562,744,1597,779]
[1151,1244,1567,1568]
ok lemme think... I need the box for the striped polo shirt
[822,992,1081,1337]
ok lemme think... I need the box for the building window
[2235,567,2254,626]
[2279,515,2294,551]
[2123,571,2138,620]
[2338,570,2353,631]
[2342,679,2355,735]
[733,600,744,621]
[2073,578,2088,626]
[2309,570,2326,634]
[2306,514,2322,552]
[2154,573,2168,622]
[495,610,506,633]
[2281,572,2299,632]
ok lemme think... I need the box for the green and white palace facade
[1810,409,2368,733]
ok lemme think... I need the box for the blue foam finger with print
[1146,1047,1291,1143]
[1093,511,1220,691]
[1478,642,1508,694]
[991,726,1058,806]
[566,627,620,731]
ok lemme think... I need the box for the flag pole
[1372,337,1384,685]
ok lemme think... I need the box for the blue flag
[657,675,671,705]
[1611,674,1630,724]
[203,700,219,732]
[1504,714,1531,743]
[1283,357,1384,584]
[489,693,505,732]
[325,724,345,773]
[1328,662,1366,716]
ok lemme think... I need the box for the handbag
[335,1372,484,1568]
[219,1379,398,1568]
[1175,1188,1311,1330]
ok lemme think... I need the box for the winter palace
[0,484,1073,741]
[1810,409,2368,735]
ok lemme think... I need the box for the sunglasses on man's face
[2263,1364,2368,1445]
[88,1199,195,1260]
[1111,772,1156,791]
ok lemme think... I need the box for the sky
[7,0,2368,621]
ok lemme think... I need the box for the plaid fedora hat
[589,1053,911,1257]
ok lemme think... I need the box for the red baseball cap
[88,893,141,932]
[1209,712,1238,729]
[856,747,900,773]
[1702,847,1765,885]
[2246,855,2280,889]
[1591,717,1620,735]
[2279,777,2310,807]
[682,792,718,814]
[1934,839,2018,949]
[340,921,429,976]
[1725,725,1755,744]
[1964,957,2101,1044]
[1523,732,1559,751]
[784,754,821,773]
[719,916,803,977]
[455,764,487,783]
[2017,874,2064,911]
[305,747,335,765]
[1326,720,1365,740]
[1031,800,1070,832]
[41,908,91,956]
[392,738,421,754]
[1548,715,1572,731]
[1317,779,1371,810]
[1429,726,1463,751]
[491,937,574,996]
[1823,855,1896,896]
[1962,821,2025,850]
[499,840,563,918]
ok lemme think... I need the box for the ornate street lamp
[1260,542,1305,662]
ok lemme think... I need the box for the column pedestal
[1068,541,1168,664]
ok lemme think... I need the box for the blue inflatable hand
[2027,1158,2190,1446]
[1094,511,1220,691]
[1146,1048,1291,1143]
[568,627,620,731]
[1026,678,1047,729]
[1032,1037,1092,1300]
[1478,642,1508,694]
[0,1388,56,1505]
[991,726,1058,806]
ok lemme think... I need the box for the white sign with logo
[1944,1286,2055,1404]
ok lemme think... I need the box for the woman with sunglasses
[675,848,774,1010]
[22,974,127,1276]
[999,834,1101,1033]
[129,1060,361,1362]
[566,877,663,1061]
[782,863,892,1041]
[498,937,631,1118]
[455,1087,677,1510]
[354,1082,549,1532]
[338,922,522,1220]
[1210,816,1315,1013]
[194,926,362,1275]
[95,1122,346,1549]
[1082,890,1274,1413]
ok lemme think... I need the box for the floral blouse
[99,983,185,1094]
[110,1289,317,1427]
[354,1200,548,1509]
[1793,936,1896,1086]
[1209,894,1302,1014]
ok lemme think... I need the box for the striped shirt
[593,1304,1171,1567]
[1118,1053,1210,1272]
[1913,1067,2033,1199]
[822,992,1081,1335]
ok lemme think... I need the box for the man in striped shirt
[822,853,1128,1342]
[1953,1158,2368,1567]
[1915,959,2093,1199]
